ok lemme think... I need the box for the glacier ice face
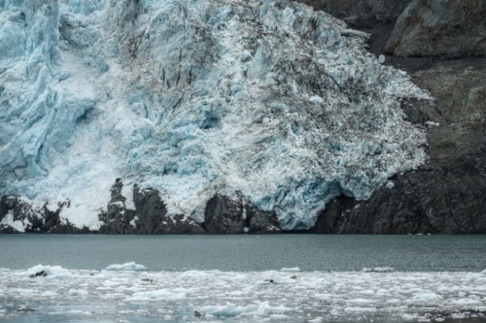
[0,0,430,230]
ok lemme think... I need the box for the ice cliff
[0,0,430,232]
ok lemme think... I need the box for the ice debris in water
[0,0,432,230]
[1,267,485,322]
[280,267,301,272]
[24,264,73,278]
[362,267,394,273]
[199,302,291,318]
[105,262,147,271]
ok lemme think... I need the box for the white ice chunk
[105,262,147,271]
[280,267,301,272]
[411,292,443,304]
[125,289,190,301]
[362,267,394,273]
[1,268,486,321]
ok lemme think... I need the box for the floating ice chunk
[105,262,147,271]
[362,267,394,273]
[378,55,386,64]
[181,270,211,278]
[68,289,89,296]
[450,299,484,306]
[346,298,374,305]
[344,306,377,313]
[40,291,58,297]
[411,292,443,304]
[125,289,190,301]
[280,267,301,272]
[199,301,291,318]
[1,268,486,321]
[24,265,73,278]
[451,312,468,320]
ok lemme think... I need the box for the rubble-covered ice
[0,265,485,322]
[0,0,431,230]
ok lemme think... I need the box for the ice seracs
[0,0,431,232]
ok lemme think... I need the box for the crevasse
[0,0,430,231]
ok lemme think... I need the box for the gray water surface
[1,234,485,272]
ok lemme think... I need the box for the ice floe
[105,262,147,271]
[0,265,485,322]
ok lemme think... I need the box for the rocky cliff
[0,0,484,234]
[305,0,486,234]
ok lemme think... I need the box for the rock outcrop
[299,0,412,24]
[203,194,280,234]
[0,195,88,233]
[385,0,486,58]
[305,0,486,233]
[0,179,282,234]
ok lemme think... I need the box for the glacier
[0,0,431,231]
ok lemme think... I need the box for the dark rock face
[0,179,281,234]
[99,182,206,234]
[98,180,281,234]
[301,0,486,61]
[203,195,281,234]
[299,0,412,24]
[131,186,206,234]
[98,178,137,234]
[203,195,245,234]
[305,0,486,234]
[385,0,486,58]
[314,167,486,234]
[245,203,281,234]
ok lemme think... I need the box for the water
[0,234,485,323]
[1,234,486,272]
